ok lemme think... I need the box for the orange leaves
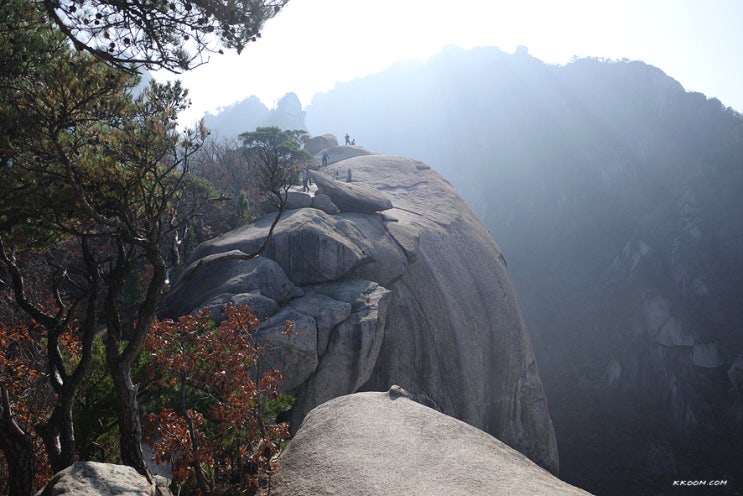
[220,301,260,335]
[57,326,84,370]
[144,407,209,483]
[258,369,283,399]
[281,319,295,336]
[0,322,46,404]
[143,303,290,494]
[0,322,53,492]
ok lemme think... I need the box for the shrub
[144,304,292,495]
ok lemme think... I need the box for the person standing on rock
[322,152,329,167]
[302,165,310,192]
[345,133,350,146]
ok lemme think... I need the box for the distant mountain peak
[203,92,307,138]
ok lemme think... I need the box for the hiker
[322,152,329,167]
[351,138,356,145]
[345,133,350,146]
[302,165,310,192]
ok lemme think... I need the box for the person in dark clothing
[344,133,350,146]
[302,165,310,192]
[322,152,329,167]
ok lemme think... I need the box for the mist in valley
[207,46,743,495]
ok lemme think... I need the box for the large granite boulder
[38,461,168,496]
[311,169,393,213]
[310,193,340,214]
[161,252,301,318]
[272,390,590,496]
[304,133,338,154]
[164,151,558,473]
[184,208,376,286]
[290,280,391,416]
[314,144,375,167]
[258,190,314,214]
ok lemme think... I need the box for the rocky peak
[163,146,559,473]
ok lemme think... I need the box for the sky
[157,0,743,126]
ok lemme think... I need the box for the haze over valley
[205,46,743,495]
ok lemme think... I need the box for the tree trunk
[1,237,99,478]
[180,372,209,495]
[0,436,34,496]
[108,359,150,480]
[0,386,34,496]
[35,391,76,474]
[102,241,150,479]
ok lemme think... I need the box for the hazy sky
[159,0,743,125]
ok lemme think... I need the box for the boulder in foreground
[271,389,592,496]
[37,461,170,496]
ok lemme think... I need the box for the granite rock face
[272,390,590,496]
[313,144,374,167]
[164,150,559,473]
[37,461,167,496]
[311,170,393,214]
[304,133,338,154]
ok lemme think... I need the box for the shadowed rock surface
[163,149,559,473]
[304,133,338,154]
[272,390,591,496]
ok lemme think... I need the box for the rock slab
[311,170,393,214]
[272,390,591,496]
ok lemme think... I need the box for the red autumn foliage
[0,321,57,493]
[143,304,290,495]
